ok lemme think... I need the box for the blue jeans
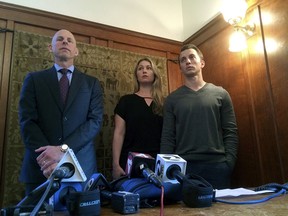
[185,161,232,189]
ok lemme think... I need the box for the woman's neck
[135,86,152,98]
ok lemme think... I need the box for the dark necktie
[59,69,69,105]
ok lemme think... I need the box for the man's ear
[74,48,79,56]
[201,59,205,68]
[48,44,52,52]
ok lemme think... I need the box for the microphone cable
[30,166,74,216]
[138,163,165,216]
[160,185,164,216]
[30,177,57,216]
[215,188,286,204]
[139,164,163,188]
[214,183,288,204]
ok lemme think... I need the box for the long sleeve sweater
[161,83,238,169]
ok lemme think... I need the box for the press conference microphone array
[51,162,75,179]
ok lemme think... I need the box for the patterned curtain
[3,31,168,206]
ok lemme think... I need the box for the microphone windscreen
[182,173,214,208]
[54,162,75,179]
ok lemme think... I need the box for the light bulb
[229,30,247,52]
[221,0,248,25]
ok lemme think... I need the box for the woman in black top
[112,57,165,180]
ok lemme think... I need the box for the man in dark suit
[18,29,103,194]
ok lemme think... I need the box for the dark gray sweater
[161,83,238,169]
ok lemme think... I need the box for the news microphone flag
[155,154,187,184]
[50,148,87,182]
[49,148,86,211]
[125,152,155,178]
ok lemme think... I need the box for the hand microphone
[52,162,75,179]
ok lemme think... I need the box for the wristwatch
[60,144,69,153]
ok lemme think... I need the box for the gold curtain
[3,31,168,206]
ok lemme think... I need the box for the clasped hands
[36,146,64,178]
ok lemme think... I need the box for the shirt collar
[54,64,74,73]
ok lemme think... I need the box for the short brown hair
[179,44,204,61]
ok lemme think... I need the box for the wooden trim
[184,13,229,46]
[0,2,181,53]
[0,20,14,201]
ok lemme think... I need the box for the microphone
[52,162,75,179]
[166,164,185,184]
[125,152,163,188]
[139,163,163,188]
[49,148,87,212]
[155,154,214,208]
[155,154,187,184]
[125,152,155,178]
[49,148,87,182]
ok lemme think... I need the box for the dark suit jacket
[18,66,103,184]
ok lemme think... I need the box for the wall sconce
[221,0,255,52]
[229,23,255,52]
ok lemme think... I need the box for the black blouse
[114,94,163,169]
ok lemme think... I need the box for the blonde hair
[133,57,165,115]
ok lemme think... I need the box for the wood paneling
[260,0,288,181]
[0,19,14,192]
[185,0,287,187]
[166,52,183,92]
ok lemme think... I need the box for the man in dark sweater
[161,44,238,189]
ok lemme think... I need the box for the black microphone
[139,163,163,188]
[52,162,75,179]
[125,152,163,188]
[166,164,185,184]
[125,152,155,178]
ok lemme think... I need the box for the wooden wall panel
[0,19,14,190]
[185,0,287,187]
[0,19,7,188]
[245,8,282,184]
[260,0,288,181]
[166,52,183,92]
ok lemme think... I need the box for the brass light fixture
[221,0,255,52]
